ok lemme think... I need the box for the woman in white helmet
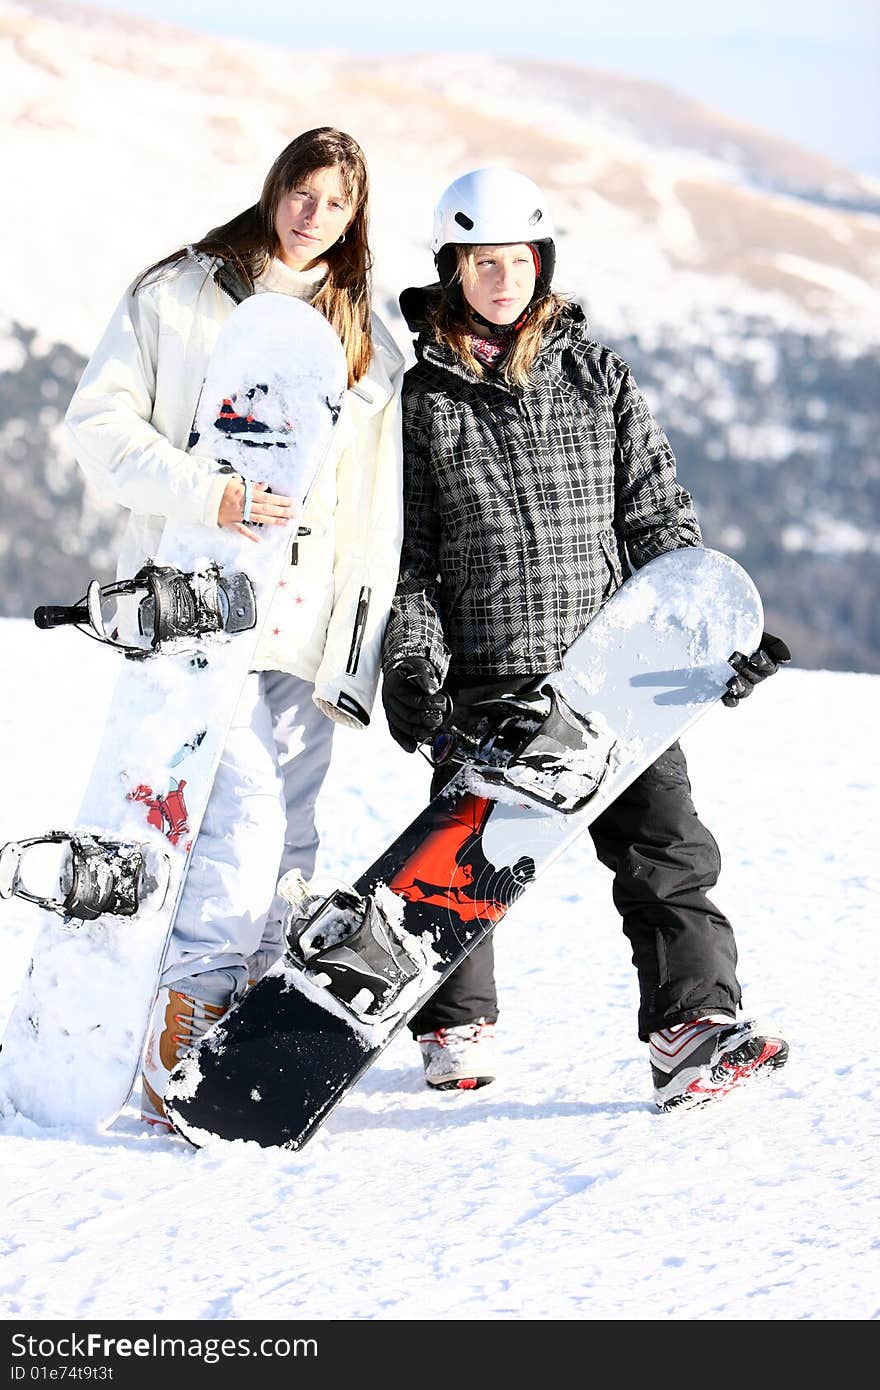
[381,166,789,1110]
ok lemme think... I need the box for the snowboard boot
[417,1019,497,1091]
[650,1017,789,1112]
[141,987,231,1129]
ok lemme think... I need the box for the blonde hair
[136,128,373,387]
[427,246,567,388]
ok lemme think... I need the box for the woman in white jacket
[65,127,404,1126]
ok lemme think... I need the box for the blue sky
[104,1,879,176]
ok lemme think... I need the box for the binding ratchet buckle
[281,873,424,1024]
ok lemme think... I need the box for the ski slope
[0,620,877,1321]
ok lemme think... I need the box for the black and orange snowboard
[165,548,763,1149]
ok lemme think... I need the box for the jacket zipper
[346,586,371,675]
[290,525,311,565]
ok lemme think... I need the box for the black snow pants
[407,741,742,1041]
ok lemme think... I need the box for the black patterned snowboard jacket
[382,291,702,686]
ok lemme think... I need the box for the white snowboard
[475,546,765,865]
[0,292,347,1128]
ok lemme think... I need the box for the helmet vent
[528,209,543,226]
[454,211,475,230]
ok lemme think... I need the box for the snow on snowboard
[0,293,347,1129]
[164,546,763,1150]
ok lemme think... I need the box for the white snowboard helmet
[432,166,556,303]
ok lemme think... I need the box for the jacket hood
[398,282,444,332]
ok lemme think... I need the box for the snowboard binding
[33,561,257,661]
[280,872,425,1024]
[0,832,171,924]
[434,684,618,814]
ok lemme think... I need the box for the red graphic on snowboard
[388,792,534,923]
[129,780,191,849]
[214,386,291,448]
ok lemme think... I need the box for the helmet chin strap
[466,298,542,334]
[467,304,516,333]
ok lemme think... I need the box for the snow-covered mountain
[2,0,879,669]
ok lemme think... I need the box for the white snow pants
[160,670,335,1003]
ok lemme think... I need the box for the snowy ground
[0,619,877,1323]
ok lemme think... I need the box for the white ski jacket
[65,253,405,728]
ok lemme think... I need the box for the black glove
[722,631,791,708]
[382,657,448,753]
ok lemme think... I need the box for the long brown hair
[136,128,373,385]
[427,245,567,388]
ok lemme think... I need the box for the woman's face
[273,165,355,270]
[462,243,537,328]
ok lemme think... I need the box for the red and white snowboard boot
[650,1017,789,1112]
[141,988,230,1129]
[417,1019,497,1091]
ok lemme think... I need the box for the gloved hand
[722,631,791,708]
[382,657,449,752]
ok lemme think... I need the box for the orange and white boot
[141,987,230,1129]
